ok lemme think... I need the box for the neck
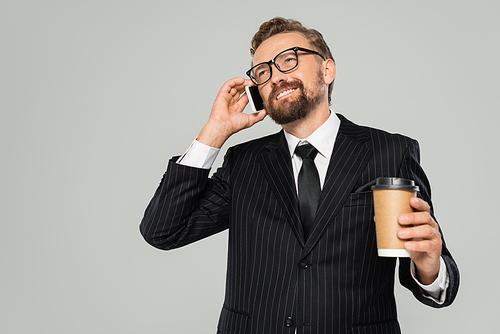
[281,103,330,139]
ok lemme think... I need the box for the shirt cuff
[410,256,449,304]
[176,139,220,169]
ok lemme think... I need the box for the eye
[276,51,298,69]
[257,68,269,79]
[252,64,270,81]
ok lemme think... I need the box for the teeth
[277,89,296,100]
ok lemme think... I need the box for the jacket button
[299,260,308,269]
[285,316,294,327]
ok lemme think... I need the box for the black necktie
[295,143,321,240]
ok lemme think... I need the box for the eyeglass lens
[251,49,298,84]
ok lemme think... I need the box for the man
[140,17,459,334]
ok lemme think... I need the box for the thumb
[247,109,267,127]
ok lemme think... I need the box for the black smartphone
[245,85,264,113]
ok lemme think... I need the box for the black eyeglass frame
[246,46,326,86]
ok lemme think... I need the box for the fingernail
[398,229,408,237]
[399,215,408,223]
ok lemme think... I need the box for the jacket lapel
[259,131,306,246]
[303,115,373,254]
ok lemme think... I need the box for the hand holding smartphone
[245,85,264,113]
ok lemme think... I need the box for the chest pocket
[343,191,373,207]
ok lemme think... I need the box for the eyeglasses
[246,46,326,86]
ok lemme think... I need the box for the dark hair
[251,17,335,104]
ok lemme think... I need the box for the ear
[322,59,336,85]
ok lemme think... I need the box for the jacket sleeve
[139,149,233,250]
[397,139,460,307]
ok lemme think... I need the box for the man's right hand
[197,77,267,148]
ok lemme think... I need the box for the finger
[409,197,430,213]
[218,78,247,97]
[398,211,433,226]
[223,81,254,105]
[247,109,267,126]
[236,91,247,103]
[234,80,254,97]
[398,223,440,241]
[224,78,253,92]
[235,91,249,110]
[403,239,441,254]
[229,87,239,99]
[239,90,249,103]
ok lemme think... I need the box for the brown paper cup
[373,188,416,257]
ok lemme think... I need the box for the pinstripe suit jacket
[140,114,459,334]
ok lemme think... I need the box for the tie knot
[295,143,318,160]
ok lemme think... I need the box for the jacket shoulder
[226,131,283,157]
[337,114,417,149]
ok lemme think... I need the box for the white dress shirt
[176,113,448,303]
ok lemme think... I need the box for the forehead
[253,32,313,65]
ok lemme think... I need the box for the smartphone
[245,85,264,113]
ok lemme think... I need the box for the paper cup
[372,178,419,258]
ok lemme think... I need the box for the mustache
[270,80,304,99]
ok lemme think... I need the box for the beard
[264,74,325,125]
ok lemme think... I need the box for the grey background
[1,0,498,333]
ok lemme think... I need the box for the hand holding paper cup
[371,177,419,257]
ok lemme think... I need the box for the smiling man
[254,43,329,126]
[140,17,459,334]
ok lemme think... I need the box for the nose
[270,63,288,86]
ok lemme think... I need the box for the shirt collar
[284,112,341,159]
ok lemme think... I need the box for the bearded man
[140,17,459,334]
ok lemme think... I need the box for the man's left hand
[397,197,442,285]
